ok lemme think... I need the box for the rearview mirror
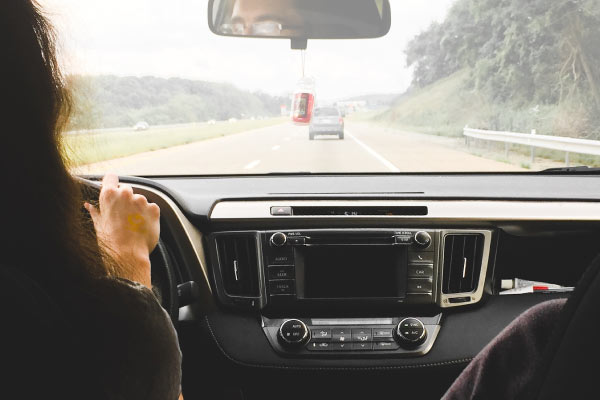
[208,0,391,45]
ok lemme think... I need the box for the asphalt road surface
[76,121,524,175]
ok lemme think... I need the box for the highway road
[75,121,524,175]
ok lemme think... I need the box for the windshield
[42,0,600,175]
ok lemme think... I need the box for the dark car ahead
[309,107,344,140]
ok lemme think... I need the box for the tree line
[403,0,600,137]
[67,75,287,130]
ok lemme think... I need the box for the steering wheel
[79,178,179,324]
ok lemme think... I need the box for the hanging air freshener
[292,77,316,125]
[291,50,316,125]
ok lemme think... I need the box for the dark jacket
[0,266,182,400]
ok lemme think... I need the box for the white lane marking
[345,130,400,172]
[272,145,281,151]
[244,159,261,169]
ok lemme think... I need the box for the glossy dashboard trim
[210,200,600,221]
[131,184,212,294]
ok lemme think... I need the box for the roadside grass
[466,139,600,168]
[63,117,286,166]
[375,70,477,138]
[370,68,600,168]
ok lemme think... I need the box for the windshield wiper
[539,166,600,174]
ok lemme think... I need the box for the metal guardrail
[463,127,600,165]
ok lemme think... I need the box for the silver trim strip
[210,200,600,221]
[439,230,493,308]
[312,318,394,326]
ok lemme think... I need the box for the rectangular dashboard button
[372,328,393,338]
[331,342,352,351]
[407,278,433,294]
[311,328,332,341]
[408,252,434,263]
[373,341,399,350]
[351,328,372,342]
[408,264,433,278]
[287,237,306,245]
[352,342,373,351]
[268,265,294,280]
[270,206,292,216]
[332,328,351,343]
[268,253,294,265]
[307,342,332,351]
[269,280,295,295]
[395,235,413,244]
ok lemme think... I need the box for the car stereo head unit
[262,229,439,310]
[209,228,492,313]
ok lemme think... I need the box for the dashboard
[117,173,600,399]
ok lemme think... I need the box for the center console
[208,228,492,358]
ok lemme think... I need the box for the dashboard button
[408,264,433,278]
[268,253,294,265]
[269,280,295,295]
[373,328,393,339]
[311,328,332,341]
[331,342,352,351]
[306,341,332,351]
[352,342,373,351]
[279,319,309,346]
[268,265,294,280]
[414,231,432,248]
[270,232,287,247]
[407,278,433,293]
[332,328,351,343]
[287,236,306,245]
[394,235,413,244]
[408,252,434,263]
[373,341,400,350]
[269,294,295,304]
[396,318,427,346]
[270,206,292,216]
[351,328,372,342]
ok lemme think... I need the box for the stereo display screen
[302,245,406,299]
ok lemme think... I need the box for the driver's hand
[84,173,160,288]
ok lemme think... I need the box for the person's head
[0,0,106,285]
[227,0,305,36]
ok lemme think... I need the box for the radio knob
[396,318,427,348]
[414,231,432,248]
[278,319,309,347]
[270,232,287,247]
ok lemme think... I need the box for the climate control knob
[396,318,427,347]
[270,232,287,247]
[278,319,309,347]
[414,231,432,248]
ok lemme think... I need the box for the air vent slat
[442,234,484,295]
[216,235,259,297]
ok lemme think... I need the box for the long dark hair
[0,0,108,287]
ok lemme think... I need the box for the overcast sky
[40,0,456,100]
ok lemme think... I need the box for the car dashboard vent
[216,234,260,297]
[442,234,485,294]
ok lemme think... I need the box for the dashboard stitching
[204,316,473,371]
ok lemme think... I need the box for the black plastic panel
[147,174,600,220]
